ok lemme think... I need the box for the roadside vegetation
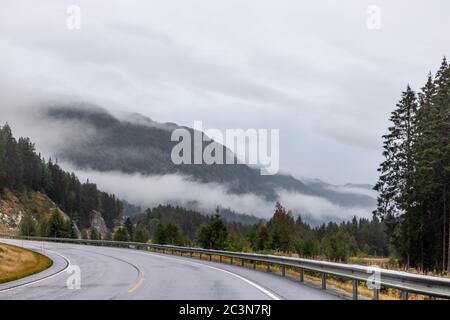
[373,57,450,273]
[0,242,52,284]
[1,57,449,299]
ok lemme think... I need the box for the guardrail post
[3,234,448,300]
[321,273,326,290]
[401,290,408,300]
[373,288,380,300]
[352,280,358,300]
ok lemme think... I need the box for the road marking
[143,252,281,300]
[2,239,147,295]
[73,248,146,294]
[0,240,70,293]
[128,267,145,293]
[1,240,279,299]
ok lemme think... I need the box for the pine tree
[153,222,167,244]
[374,86,418,266]
[431,58,450,271]
[124,217,134,239]
[376,58,450,271]
[197,214,228,250]
[19,212,37,237]
[113,227,129,242]
[255,224,270,251]
[46,212,69,238]
[269,202,296,252]
[89,227,100,240]
[133,227,149,243]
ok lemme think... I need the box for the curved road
[0,239,341,300]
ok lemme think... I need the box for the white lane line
[139,251,282,300]
[1,240,281,299]
[0,242,71,293]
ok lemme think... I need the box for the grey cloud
[0,0,449,185]
[61,165,374,222]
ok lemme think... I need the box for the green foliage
[321,230,357,262]
[225,230,249,252]
[137,205,210,241]
[67,221,78,239]
[124,217,134,239]
[19,212,36,237]
[81,229,88,240]
[268,203,296,252]
[0,124,123,231]
[165,222,184,245]
[45,212,69,238]
[254,224,271,251]
[103,231,112,241]
[197,213,228,250]
[133,227,149,243]
[89,228,100,240]
[296,231,319,258]
[113,227,129,242]
[152,222,167,244]
[152,221,184,245]
[375,57,450,271]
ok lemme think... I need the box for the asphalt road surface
[0,239,341,300]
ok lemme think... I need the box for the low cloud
[324,185,378,199]
[0,94,376,223]
[277,189,372,223]
[63,164,374,223]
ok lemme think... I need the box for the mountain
[39,104,376,219]
[0,123,122,231]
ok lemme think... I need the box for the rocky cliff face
[0,189,26,231]
[0,188,69,232]
[89,210,108,236]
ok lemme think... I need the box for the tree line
[0,124,122,231]
[374,57,450,272]
[129,203,388,262]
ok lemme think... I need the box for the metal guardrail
[1,233,449,300]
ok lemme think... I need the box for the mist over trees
[0,124,123,231]
[375,57,450,272]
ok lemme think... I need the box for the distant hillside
[0,124,122,230]
[43,105,376,211]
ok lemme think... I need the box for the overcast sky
[1,0,449,185]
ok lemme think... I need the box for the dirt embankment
[0,242,53,284]
[0,188,68,233]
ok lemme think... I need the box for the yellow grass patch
[0,242,53,284]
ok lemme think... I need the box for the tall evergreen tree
[374,86,418,266]
[376,58,450,271]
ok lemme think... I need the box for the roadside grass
[0,242,53,284]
